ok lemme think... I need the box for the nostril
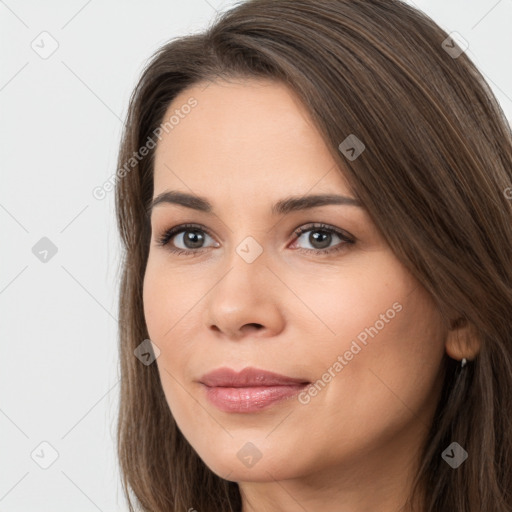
[245,323,263,330]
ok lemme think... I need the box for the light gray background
[1,1,511,510]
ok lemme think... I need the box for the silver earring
[461,357,467,368]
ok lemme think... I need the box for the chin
[198,447,304,483]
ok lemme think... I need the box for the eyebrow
[148,190,362,216]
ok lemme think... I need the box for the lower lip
[201,383,308,413]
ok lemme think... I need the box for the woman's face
[143,78,448,496]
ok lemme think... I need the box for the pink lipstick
[199,366,310,413]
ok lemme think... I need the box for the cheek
[142,262,200,425]
[288,252,410,346]
[142,255,201,339]
[142,256,202,377]
[291,253,446,418]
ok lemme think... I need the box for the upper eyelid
[157,222,353,246]
[158,222,343,235]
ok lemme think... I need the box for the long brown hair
[114,1,512,510]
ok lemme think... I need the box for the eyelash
[155,222,355,257]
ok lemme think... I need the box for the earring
[461,357,467,368]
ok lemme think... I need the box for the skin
[142,78,479,512]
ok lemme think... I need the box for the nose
[203,251,285,341]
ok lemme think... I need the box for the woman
[114,0,512,510]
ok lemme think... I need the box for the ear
[445,317,481,361]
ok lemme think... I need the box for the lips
[198,367,310,413]
[199,366,310,388]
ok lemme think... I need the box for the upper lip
[199,366,310,387]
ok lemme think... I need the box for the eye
[155,222,355,257]
[291,223,355,255]
[156,223,219,256]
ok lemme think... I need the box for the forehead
[153,79,352,199]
